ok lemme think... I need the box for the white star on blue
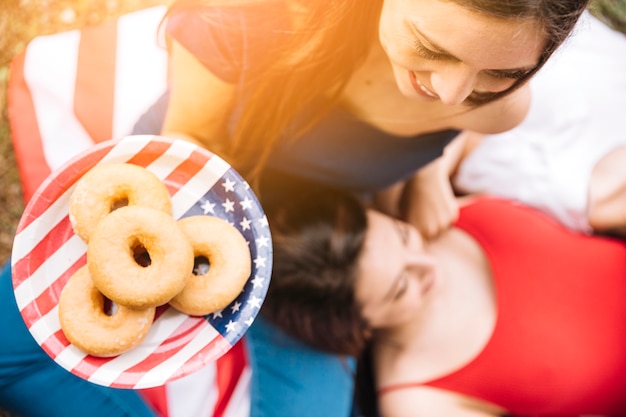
[181,165,272,345]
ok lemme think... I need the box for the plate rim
[11,134,272,388]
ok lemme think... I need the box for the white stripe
[113,6,168,139]
[24,31,95,170]
[145,138,196,180]
[14,235,86,308]
[55,342,89,370]
[222,365,252,417]
[12,134,174,264]
[167,363,219,417]
[87,307,191,385]
[98,134,155,163]
[11,186,77,261]
[134,322,220,388]
[171,156,231,218]
[27,304,61,346]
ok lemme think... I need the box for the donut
[58,265,156,357]
[169,215,252,316]
[69,163,172,242]
[87,205,194,308]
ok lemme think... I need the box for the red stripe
[17,136,176,233]
[7,50,51,204]
[16,145,111,232]
[17,255,84,321]
[42,329,73,359]
[113,335,229,389]
[109,318,210,386]
[213,339,247,417]
[170,335,233,382]
[61,315,213,388]
[12,217,78,288]
[125,140,172,167]
[74,19,117,143]
[163,148,212,195]
[140,386,169,417]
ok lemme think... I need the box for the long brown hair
[258,171,370,356]
[165,0,382,183]
[165,0,589,183]
[458,0,590,105]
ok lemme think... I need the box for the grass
[0,1,624,416]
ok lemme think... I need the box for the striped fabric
[7,7,255,417]
[8,6,169,203]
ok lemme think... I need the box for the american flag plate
[11,135,272,388]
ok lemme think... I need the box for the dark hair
[456,0,590,105]
[164,0,588,181]
[258,172,370,356]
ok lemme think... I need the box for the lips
[409,71,438,99]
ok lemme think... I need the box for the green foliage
[589,0,626,33]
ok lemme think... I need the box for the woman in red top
[260,174,626,417]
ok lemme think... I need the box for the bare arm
[587,145,626,238]
[161,40,238,149]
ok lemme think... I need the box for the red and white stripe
[8,5,169,203]
[11,135,231,388]
[8,8,251,416]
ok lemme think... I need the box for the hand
[400,157,459,240]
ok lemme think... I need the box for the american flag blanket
[7,6,253,417]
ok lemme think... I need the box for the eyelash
[399,223,410,245]
[394,274,409,300]
[413,41,447,60]
[485,70,528,80]
[414,41,529,81]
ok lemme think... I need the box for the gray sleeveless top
[267,107,459,192]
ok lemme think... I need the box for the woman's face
[355,210,439,329]
[379,0,545,105]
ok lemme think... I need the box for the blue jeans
[0,261,156,417]
[247,317,356,417]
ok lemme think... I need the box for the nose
[430,64,477,106]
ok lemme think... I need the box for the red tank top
[379,198,626,416]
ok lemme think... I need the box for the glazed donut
[58,265,156,357]
[69,163,172,242]
[87,205,194,308]
[169,215,252,316]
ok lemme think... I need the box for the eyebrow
[382,221,408,301]
[409,21,536,75]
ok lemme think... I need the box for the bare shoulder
[162,40,237,147]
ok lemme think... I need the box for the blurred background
[0,1,625,416]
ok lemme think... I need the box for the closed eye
[394,274,409,300]
[413,41,453,61]
[485,69,529,80]
[394,221,411,245]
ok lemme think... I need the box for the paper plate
[11,135,272,389]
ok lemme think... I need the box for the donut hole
[193,256,211,276]
[103,296,119,316]
[110,197,130,212]
[132,241,152,267]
